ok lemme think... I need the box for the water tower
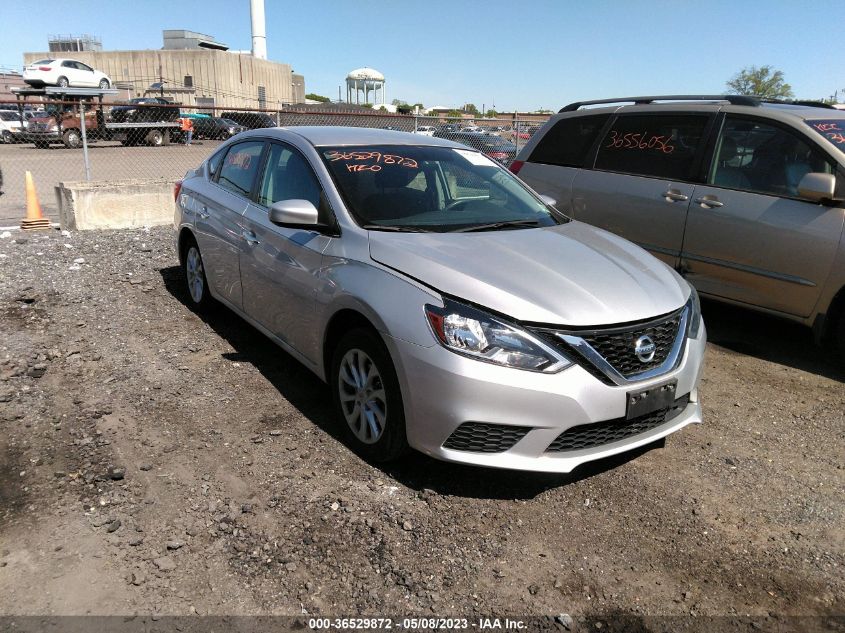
[346,67,386,106]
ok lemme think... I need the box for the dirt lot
[0,226,842,632]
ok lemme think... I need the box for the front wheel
[98,79,110,89]
[331,329,408,462]
[182,238,214,310]
[0,130,12,144]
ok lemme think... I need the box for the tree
[462,103,480,116]
[391,98,408,107]
[305,92,330,103]
[445,109,463,119]
[726,65,794,99]
[485,109,498,118]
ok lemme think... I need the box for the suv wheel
[331,328,408,462]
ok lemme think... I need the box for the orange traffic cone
[21,171,51,231]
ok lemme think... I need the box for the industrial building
[23,2,305,111]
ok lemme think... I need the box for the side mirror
[538,194,557,207]
[797,172,836,203]
[268,199,319,227]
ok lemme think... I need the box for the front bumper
[386,324,706,473]
[23,131,61,143]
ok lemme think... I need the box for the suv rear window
[528,114,610,168]
[594,114,709,180]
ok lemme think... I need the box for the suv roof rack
[760,99,837,109]
[559,95,760,112]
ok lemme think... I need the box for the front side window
[320,145,566,232]
[594,114,709,180]
[528,114,610,168]
[257,143,322,208]
[78,62,93,72]
[710,117,835,198]
[805,119,845,156]
[215,141,265,197]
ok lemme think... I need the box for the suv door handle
[662,190,689,202]
[694,196,724,208]
[242,230,260,246]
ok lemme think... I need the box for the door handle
[694,197,724,208]
[197,205,210,220]
[662,190,689,202]
[242,230,260,246]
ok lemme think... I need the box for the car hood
[368,222,689,325]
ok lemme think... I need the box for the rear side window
[215,141,265,197]
[528,114,610,168]
[594,114,709,180]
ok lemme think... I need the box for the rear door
[681,114,844,317]
[517,113,611,214]
[239,141,335,362]
[193,139,266,310]
[570,112,714,268]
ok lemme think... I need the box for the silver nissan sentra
[174,126,706,472]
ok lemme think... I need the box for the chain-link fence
[0,98,549,225]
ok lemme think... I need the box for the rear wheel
[145,129,164,146]
[182,237,214,310]
[56,76,69,88]
[331,328,408,462]
[62,129,81,149]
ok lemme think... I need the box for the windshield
[320,145,565,232]
[221,119,239,126]
[806,119,845,153]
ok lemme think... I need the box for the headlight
[425,300,571,372]
[687,284,702,339]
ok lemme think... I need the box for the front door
[571,112,713,268]
[681,115,844,317]
[239,142,334,363]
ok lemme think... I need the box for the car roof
[270,125,471,148]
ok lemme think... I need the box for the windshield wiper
[452,219,541,233]
[360,224,433,233]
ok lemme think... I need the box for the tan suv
[512,95,845,360]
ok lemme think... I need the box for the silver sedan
[173,127,706,472]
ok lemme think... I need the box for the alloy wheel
[185,246,205,304]
[338,349,387,444]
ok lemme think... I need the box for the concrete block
[55,179,175,230]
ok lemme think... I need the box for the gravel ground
[0,226,842,632]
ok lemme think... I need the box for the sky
[1,0,842,112]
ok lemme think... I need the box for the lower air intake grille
[546,394,690,452]
[443,422,531,453]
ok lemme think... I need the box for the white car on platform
[23,58,111,89]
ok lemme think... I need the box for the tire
[182,237,214,311]
[62,129,81,149]
[330,328,408,462]
[0,130,12,144]
[145,129,164,146]
[98,79,110,89]
[834,310,845,366]
[56,76,69,88]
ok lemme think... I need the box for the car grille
[443,422,531,453]
[546,394,690,452]
[534,307,685,385]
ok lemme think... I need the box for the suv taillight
[174,180,182,202]
[509,160,524,175]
